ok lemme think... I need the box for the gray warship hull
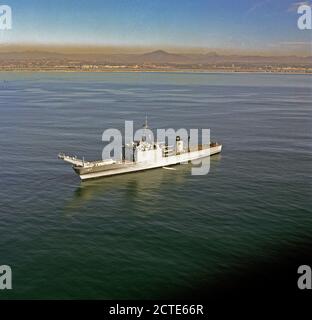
[64,144,222,181]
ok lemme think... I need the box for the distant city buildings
[0,52,311,73]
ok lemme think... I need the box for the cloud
[268,41,312,47]
[246,0,272,15]
[288,1,312,13]
[280,41,311,46]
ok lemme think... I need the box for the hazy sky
[0,0,311,55]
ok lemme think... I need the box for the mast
[142,114,148,142]
[143,114,148,129]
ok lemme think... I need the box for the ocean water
[0,72,311,299]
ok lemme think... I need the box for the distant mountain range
[0,50,311,66]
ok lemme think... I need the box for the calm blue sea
[0,72,311,298]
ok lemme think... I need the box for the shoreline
[0,69,311,75]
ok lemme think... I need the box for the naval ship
[58,122,222,181]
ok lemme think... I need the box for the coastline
[0,69,311,75]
